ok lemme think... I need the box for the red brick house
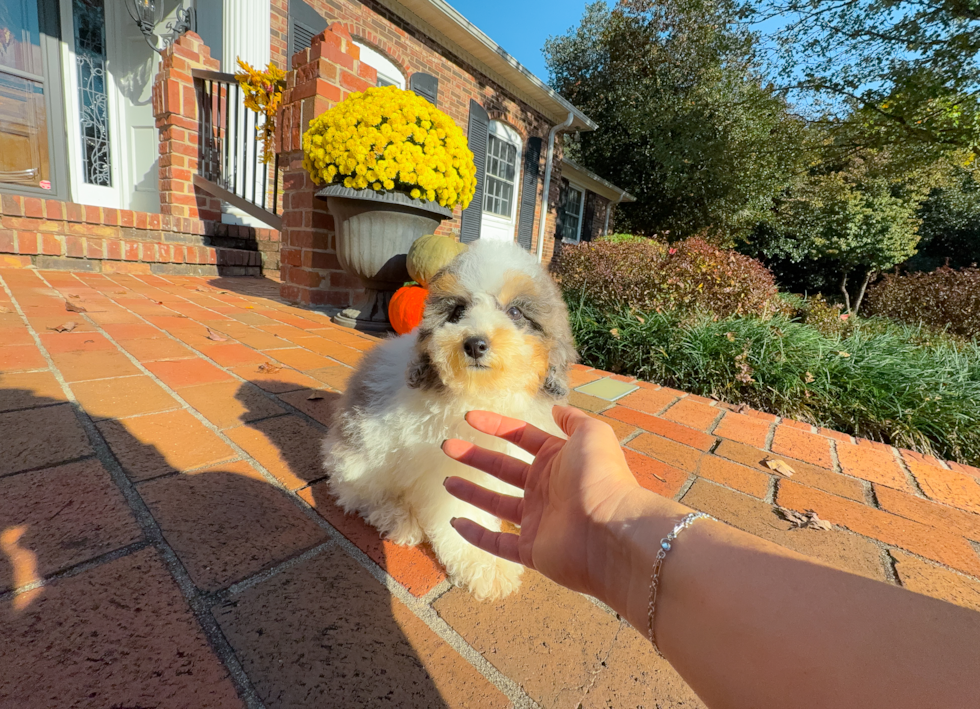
[0,0,632,309]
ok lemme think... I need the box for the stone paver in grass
[2,267,979,708]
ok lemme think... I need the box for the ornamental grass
[567,293,980,465]
[302,85,477,209]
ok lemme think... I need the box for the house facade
[0,0,631,309]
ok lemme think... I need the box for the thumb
[552,405,595,437]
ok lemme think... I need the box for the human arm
[442,406,980,709]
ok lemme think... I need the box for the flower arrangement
[235,58,286,164]
[302,85,477,209]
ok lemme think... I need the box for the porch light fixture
[126,0,196,54]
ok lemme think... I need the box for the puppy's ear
[406,351,443,391]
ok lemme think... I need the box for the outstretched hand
[441,405,648,598]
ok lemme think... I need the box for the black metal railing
[192,69,282,230]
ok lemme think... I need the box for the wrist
[585,485,691,627]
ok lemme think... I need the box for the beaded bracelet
[647,511,714,658]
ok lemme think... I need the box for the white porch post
[220,0,272,227]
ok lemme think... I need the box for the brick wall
[273,0,567,265]
[0,194,264,276]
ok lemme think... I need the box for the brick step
[1,231,261,276]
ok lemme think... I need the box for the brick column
[152,32,222,224]
[275,23,377,307]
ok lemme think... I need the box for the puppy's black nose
[463,336,489,360]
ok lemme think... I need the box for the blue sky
[449,0,593,82]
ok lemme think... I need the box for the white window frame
[353,41,405,89]
[480,120,523,242]
[560,182,587,244]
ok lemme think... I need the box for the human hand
[442,405,659,599]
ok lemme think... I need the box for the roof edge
[561,158,636,203]
[377,0,598,131]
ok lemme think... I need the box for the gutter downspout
[536,111,575,263]
[603,191,625,236]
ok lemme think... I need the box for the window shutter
[288,0,327,60]
[460,100,489,244]
[554,178,570,238]
[409,73,439,105]
[517,136,542,251]
[582,192,596,242]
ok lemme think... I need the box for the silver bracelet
[647,511,714,658]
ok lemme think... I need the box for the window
[484,133,518,217]
[560,183,586,243]
[353,42,405,89]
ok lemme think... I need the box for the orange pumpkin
[389,285,429,335]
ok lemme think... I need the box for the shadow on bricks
[0,382,453,708]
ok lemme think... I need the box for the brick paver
[1,267,979,707]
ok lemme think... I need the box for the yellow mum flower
[301,85,477,208]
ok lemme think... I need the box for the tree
[911,156,980,270]
[544,0,807,239]
[750,150,924,312]
[755,0,980,156]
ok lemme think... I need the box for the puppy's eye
[506,306,523,321]
[448,303,466,324]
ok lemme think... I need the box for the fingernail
[441,439,448,450]
[449,517,458,528]
[442,477,449,487]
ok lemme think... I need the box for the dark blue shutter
[409,73,439,105]
[460,100,488,244]
[288,0,327,60]
[582,192,596,242]
[517,137,542,251]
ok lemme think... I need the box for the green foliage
[909,158,980,270]
[568,295,980,464]
[780,293,854,337]
[544,0,806,239]
[598,233,653,244]
[755,0,980,156]
[865,267,980,339]
[747,150,924,310]
[556,236,780,317]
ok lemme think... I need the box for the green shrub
[568,294,980,465]
[598,233,653,244]
[781,293,854,338]
[864,267,980,339]
[556,237,780,318]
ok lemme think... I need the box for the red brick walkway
[1,268,979,708]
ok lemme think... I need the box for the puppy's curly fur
[322,240,576,600]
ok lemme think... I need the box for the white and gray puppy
[322,239,577,600]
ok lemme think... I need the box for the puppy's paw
[462,558,524,602]
[368,508,424,547]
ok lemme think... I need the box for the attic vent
[292,22,317,55]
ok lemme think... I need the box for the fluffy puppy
[322,239,576,600]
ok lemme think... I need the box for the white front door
[59,0,159,211]
[480,121,523,243]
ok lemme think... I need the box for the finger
[442,439,530,489]
[444,477,524,525]
[552,405,599,437]
[450,518,525,567]
[464,410,558,456]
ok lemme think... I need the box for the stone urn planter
[317,184,452,332]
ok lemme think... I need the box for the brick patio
[1,268,979,708]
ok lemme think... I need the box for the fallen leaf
[245,305,255,310]
[775,507,832,531]
[838,351,851,358]
[804,371,815,383]
[65,300,86,313]
[307,390,324,400]
[49,321,77,333]
[734,404,748,414]
[635,315,645,324]
[610,328,620,339]
[0,305,9,314]
[257,362,282,374]
[763,458,795,477]
[67,293,81,299]
[206,328,227,342]
[725,331,735,342]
